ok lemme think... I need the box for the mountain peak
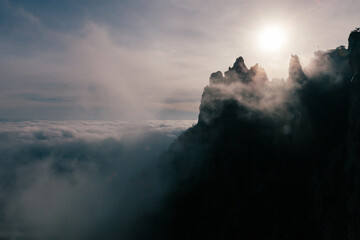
[288,54,306,84]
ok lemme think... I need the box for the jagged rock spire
[347,29,360,173]
[349,29,360,74]
[209,57,268,85]
[228,57,249,75]
[209,71,223,86]
[287,55,306,84]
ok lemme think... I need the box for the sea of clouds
[0,120,195,240]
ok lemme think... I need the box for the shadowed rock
[136,29,360,240]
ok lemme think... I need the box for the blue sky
[0,0,359,120]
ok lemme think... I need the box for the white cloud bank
[0,120,195,239]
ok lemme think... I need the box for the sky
[0,0,359,120]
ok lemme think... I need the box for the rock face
[288,54,306,84]
[140,29,360,240]
[348,30,360,170]
[346,29,360,239]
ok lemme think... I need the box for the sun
[258,26,286,52]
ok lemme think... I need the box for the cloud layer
[0,120,194,239]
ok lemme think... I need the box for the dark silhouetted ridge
[136,28,360,240]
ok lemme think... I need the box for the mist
[0,120,194,239]
[1,1,360,239]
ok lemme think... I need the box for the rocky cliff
[138,29,360,240]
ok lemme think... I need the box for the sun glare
[259,26,286,52]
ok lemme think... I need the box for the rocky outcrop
[288,54,306,84]
[138,29,360,240]
[209,56,268,86]
[346,29,360,239]
[348,29,360,171]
